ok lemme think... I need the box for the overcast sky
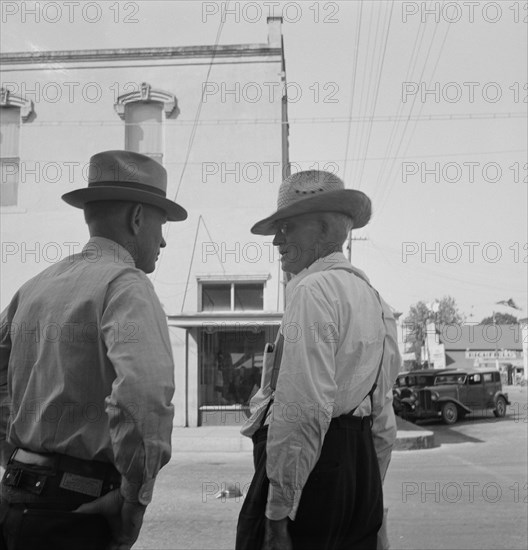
[2,0,526,321]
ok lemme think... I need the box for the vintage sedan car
[392,368,461,415]
[396,369,510,425]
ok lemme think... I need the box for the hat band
[88,180,166,197]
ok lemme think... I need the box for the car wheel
[441,402,458,425]
[493,396,507,418]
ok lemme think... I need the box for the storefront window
[199,325,279,406]
[234,284,263,311]
[202,284,231,311]
[201,282,264,312]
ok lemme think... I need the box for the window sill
[0,206,27,214]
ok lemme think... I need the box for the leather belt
[4,448,121,498]
[10,448,119,479]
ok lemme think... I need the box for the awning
[168,311,283,328]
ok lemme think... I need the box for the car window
[493,372,500,382]
[483,373,493,382]
[469,374,481,385]
[435,374,464,385]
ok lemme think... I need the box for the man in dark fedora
[0,150,187,550]
[237,170,400,550]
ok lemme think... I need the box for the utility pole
[346,231,368,262]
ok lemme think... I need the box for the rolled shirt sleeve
[265,284,338,520]
[101,278,175,505]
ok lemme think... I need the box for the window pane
[199,326,279,408]
[0,158,19,207]
[234,284,263,311]
[202,284,231,311]
[124,102,163,159]
[0,106,20,158]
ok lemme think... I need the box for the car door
[481,372,499,409]
[464,373,486,409]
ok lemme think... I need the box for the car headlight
[431,392,439,401]
[409,394,416,402]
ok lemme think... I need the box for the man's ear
[129,203,143,236]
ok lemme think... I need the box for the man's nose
[272,230,284,246]
[160,236,167,248]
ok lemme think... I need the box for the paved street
[134,385,527,550]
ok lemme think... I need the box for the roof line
[0,44,282,64]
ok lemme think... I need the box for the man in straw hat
[236,170,400,550]
[0,150,187,550]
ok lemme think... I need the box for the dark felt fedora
[62,150,187,221]
[251,170,371,235]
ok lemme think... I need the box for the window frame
[200,281,264,312]
[197,274,269,313]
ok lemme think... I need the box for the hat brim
[250,189,371,235]
[62,186,187,222]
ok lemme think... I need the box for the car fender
[436,397,471,414]
[494,391,510,405]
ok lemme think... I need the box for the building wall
[1,20,287,426]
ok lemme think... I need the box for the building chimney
[267,17,282,47]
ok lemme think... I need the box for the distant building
[0,18,288,426]
[438,323,524,381]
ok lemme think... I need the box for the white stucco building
[1,17,289,426]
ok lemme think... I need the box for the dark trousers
[0,455,118,550]
[236,415,383,550]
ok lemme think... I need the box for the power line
[153,3,228,284]
[342,0,363,183]
[19,112,525,128]
[356,0,395,190]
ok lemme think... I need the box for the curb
[171,420,436,453]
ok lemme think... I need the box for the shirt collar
[82,236,136,266]
[285,252,354,298]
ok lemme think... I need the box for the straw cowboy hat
[251,170,371,235]
[62,150,187,221]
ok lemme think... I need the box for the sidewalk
[170,416,435,453]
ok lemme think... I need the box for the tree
[403,296,464,365]
[481,313,518,325]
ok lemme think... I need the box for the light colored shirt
[0,237,175,505]
[243,252,400,521]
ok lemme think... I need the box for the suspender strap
[331,266,387,415]
[261,264,387,422]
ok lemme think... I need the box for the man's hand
[263,517,292,550]
[74,488,147,550]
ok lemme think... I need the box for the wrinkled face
[272,213,323,275]
[135,205,167,274]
